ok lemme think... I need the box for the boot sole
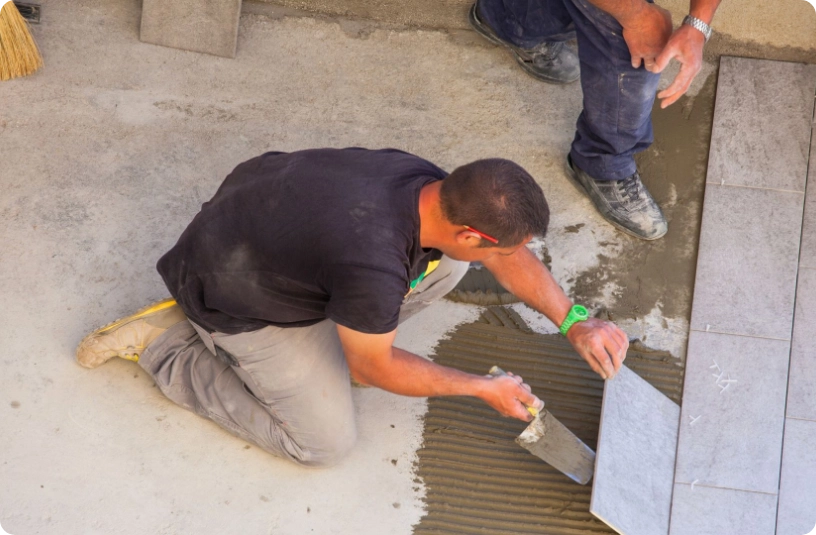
[563,158,667,241]
[468,4,578,85]
[75,298,177,368]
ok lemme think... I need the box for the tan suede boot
[76,298,187,369]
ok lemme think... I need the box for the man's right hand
[621,3,673,69]
[479,372,544,422]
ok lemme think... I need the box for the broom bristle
[0,2,43,81]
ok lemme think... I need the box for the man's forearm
[481,247,573,328]
[689,0,721,24]
[353,346,489,398]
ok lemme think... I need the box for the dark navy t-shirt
[157,148,446,335]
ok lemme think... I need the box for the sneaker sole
[75,298,177,368]
[468,4,578,85]
[563,158,667,241]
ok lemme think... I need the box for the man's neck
[417,181,449,249]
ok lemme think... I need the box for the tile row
[670,57,816,535]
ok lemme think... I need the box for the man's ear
[455,229,482,246]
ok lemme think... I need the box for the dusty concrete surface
[1,0,717,532]
[249,0,816,51]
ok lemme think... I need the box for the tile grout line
[688,328,790,342]
[774,81,816,535]
[675,481,779,497]
[704,182,806,195]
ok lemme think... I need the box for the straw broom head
[0,0,43,81]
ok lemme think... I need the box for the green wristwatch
[559,304,589,336]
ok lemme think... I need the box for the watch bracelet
[683,15,712,42]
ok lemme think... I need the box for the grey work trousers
[139,256,469,467]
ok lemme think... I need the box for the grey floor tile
[787,267,816,421]
[706,57,816,192]
[141,0,242,58]
[591,366,680,535]
[674,331,790,494]
[777,418,816,535]
[669,484,778,535]
[689,184,804,340]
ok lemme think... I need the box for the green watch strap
[560,304,589,336]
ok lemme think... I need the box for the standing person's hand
[621,3,673,69]
[650,24,706,107]
[480,372,544,422]
[565,318,629,379]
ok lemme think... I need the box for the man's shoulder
[251,147,447,177]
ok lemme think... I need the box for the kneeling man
[76,148,628,466]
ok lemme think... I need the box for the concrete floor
[1,1,713,533]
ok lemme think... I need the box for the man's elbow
[349,367,374,387]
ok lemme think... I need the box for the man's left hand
[649,24,706,108]
[565,318,629,379]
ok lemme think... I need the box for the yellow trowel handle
[488,366,541,417]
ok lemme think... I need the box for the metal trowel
[490,366,596,485]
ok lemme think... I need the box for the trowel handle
[488,366,541,417]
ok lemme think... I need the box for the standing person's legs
[475,0,658,178]
[563,0,660,181]
[559,0,667,240]
[473,0,666,239]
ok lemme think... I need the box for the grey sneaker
[565,155,668,240]
[468,3,580,84]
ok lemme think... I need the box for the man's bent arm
[336,325,543,421]
[481,247,628,379]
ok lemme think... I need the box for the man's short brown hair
[440,159,550,247]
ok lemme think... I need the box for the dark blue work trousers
[478,0,661,180]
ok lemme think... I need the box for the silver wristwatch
[683,15,713,42]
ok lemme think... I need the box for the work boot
[468,3,580,84]
[565,155,668,240]
[76,298,187,369]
